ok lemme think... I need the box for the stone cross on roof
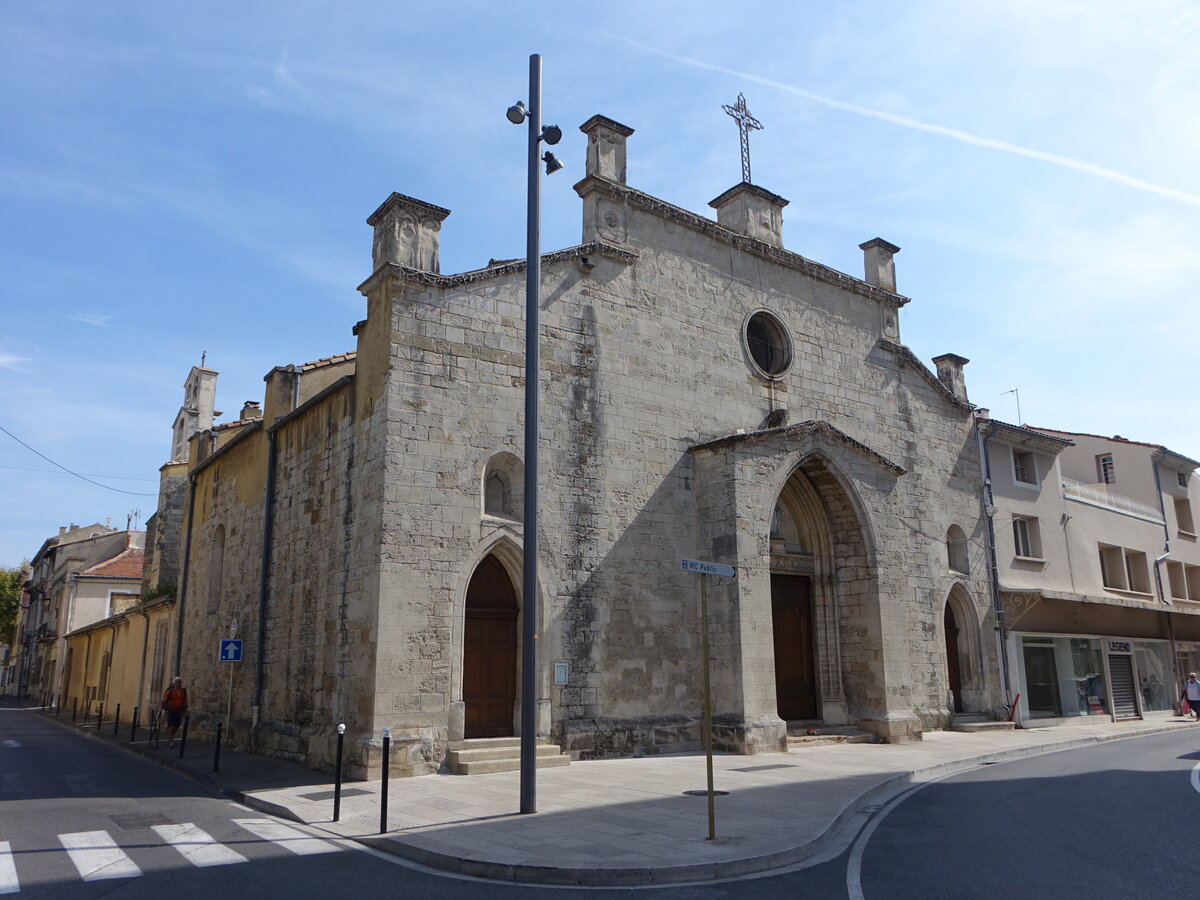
[722,92,763,184]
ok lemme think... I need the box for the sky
[2,1,1198,566]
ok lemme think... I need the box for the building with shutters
[978,416,1200,724]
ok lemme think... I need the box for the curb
[14,701,1196,886]
[315,720,1196,886]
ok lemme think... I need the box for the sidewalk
[14,699,1198,886]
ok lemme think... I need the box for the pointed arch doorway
[945,601,964,713]
[463,555,518,738]
[772,573,818,720]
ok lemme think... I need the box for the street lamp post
[507,53,562,816]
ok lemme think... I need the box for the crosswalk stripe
[232,818,340,856]
[0,842,18,895]
[151,823,248,867]
[59,831,142,880]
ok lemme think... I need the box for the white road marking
[1190,759,1200,794]
[59,830,142,880]
[846,768,973,900]
[152,823,248,867]
[0,842,18,895]
[2,741,20,749]
[233,818,340,855]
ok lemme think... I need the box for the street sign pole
[699,570,716,841]
[226,621,237,733]
[680,558,735,841]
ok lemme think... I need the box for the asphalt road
[3,708,1195,898]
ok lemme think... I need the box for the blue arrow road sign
[219,639,243,662]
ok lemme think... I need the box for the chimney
[932,353,970,402]
[579,115,634,183]
[263,365,300,423]
[974,408,991,420]
[709,183,788,247]
[240,400,263,421]
[859,238,900,292]
[366,192,450,274]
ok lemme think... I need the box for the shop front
[1011,633,1177,725]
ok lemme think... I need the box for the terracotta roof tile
[300,352,356,372]
[83,547,144,579]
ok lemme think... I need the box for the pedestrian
[1181,673,1200,720]
[162,676,189,745]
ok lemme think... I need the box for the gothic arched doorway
[945,602,963,713]
[463,555,518,738]
[772,573,817,720]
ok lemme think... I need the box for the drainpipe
[173,474,198,676]
[106,621,117,704]
[81,631,92,704]
[136,606,151,711]
[1150,455,1179,678]
[1150,457,1172,604]
[253,429,278,729]
[976,420,1012,704]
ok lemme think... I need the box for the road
[1,708,1194,898]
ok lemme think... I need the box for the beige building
[13,524,144,704]
[165,112,998,778]
[61,593,175,728]
[979,416,1200,725]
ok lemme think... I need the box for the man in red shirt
[162,676,189,745]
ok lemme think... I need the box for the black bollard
[72,697,77,722]
[379,728,391,834]
[113,704,121,736]
[130,706,139,742]
[54,694,60,716]
[178,715,189,759]
[96,702,103,730]
[332,724,345,822]
[214,722,222,773]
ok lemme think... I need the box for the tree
[0,565,25,648]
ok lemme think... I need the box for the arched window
[946,524,969,575]
[207,524,225,614]
[481,453,523,520]
[485,472,510,517]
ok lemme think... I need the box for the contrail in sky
[606,36,1200,209]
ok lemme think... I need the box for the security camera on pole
[506,53,563,817]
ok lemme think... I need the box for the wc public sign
[680,558,735,578]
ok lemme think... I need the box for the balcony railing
[1061,477,1163,522]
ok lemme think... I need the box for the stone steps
[949,715,1015,733]
[447,738,572,775]
[785,724,875,748]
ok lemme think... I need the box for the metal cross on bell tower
[722,92,763,184]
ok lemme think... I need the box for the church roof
[301,352,356,371]
[690,419,906,476]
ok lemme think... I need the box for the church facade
[171,113,998,776]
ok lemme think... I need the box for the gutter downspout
[81,631,92,708]
[253,429,278,729]
[136,606,151,711]
[173,474,198,676]
[1151,456,1172,604]
[107,622,117,705]
[977,420,1012,705]
[1150,455,1178,681]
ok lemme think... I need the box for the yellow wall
[63,598,176,727]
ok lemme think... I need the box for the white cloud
[602,34,1200,209]
[66,312,113,326]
